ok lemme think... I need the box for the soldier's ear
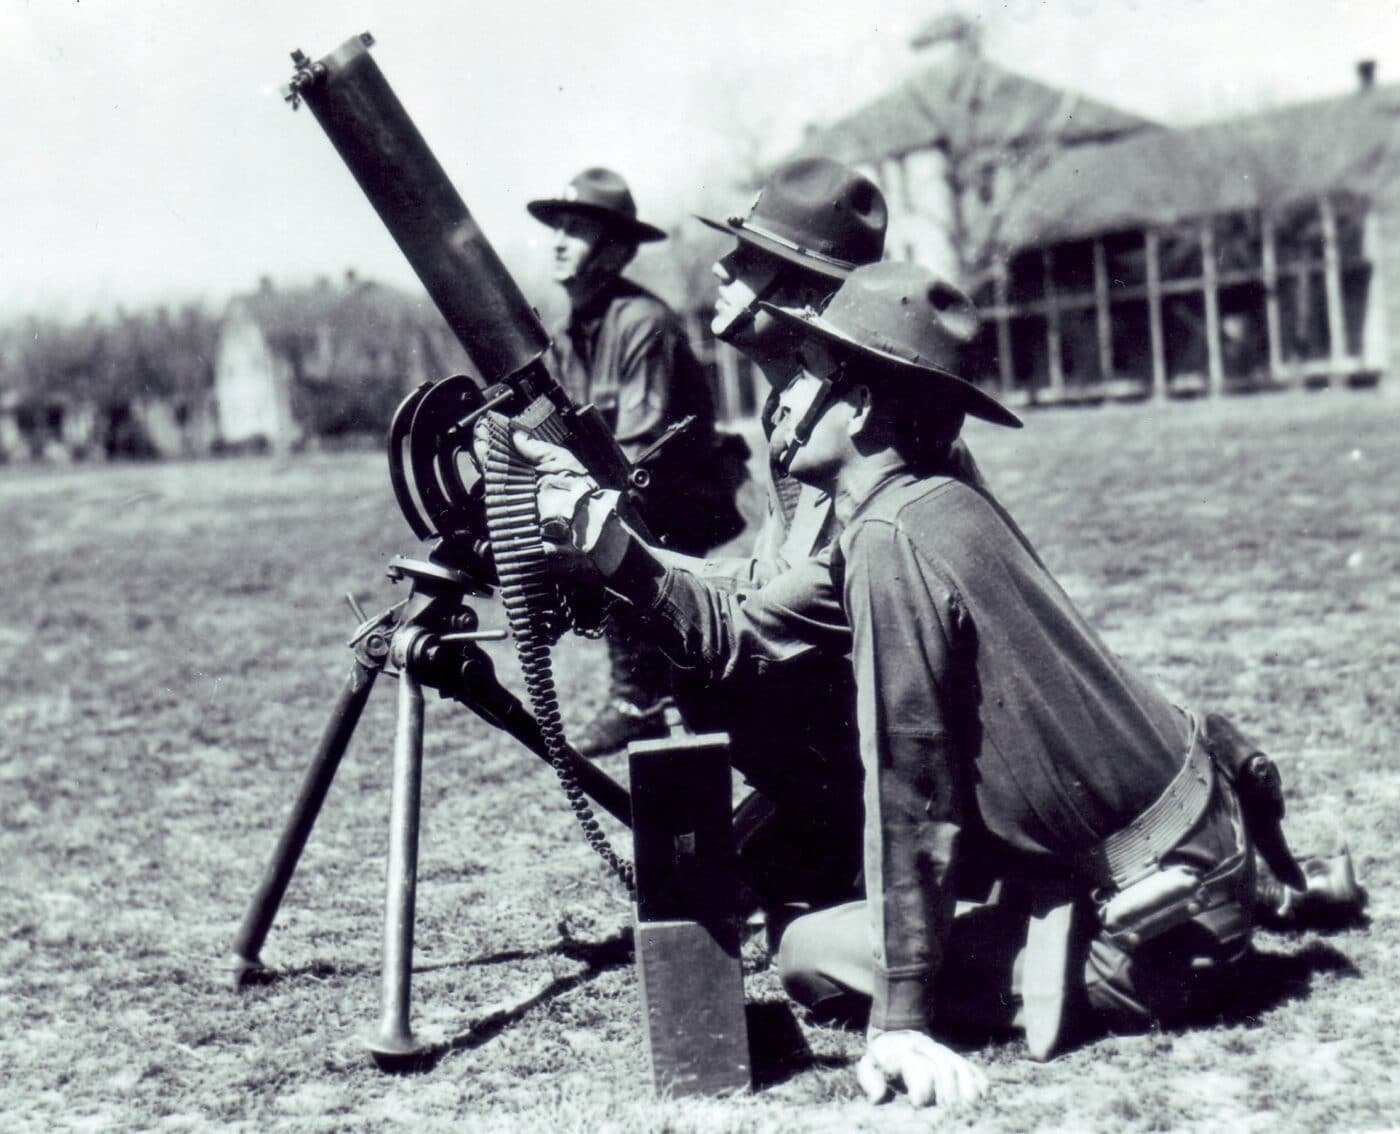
[845,383,876,441]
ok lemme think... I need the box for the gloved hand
[513,432,591,479]
[856,1027,989,1108]
[511,432,630,579]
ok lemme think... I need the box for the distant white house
[212,273,469,453]
[214,290,301,452]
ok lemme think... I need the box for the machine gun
[229,35,749,1087]
[283,32,677,583]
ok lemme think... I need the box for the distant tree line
[0,304,223,460]
[0,245,749,463]
[1,304,221,407]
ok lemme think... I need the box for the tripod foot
[364,1028,432,1072]
[226,951,270,990]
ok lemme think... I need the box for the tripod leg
[227,660,379,988]
[450,645,632,826]
[365,663,429,1068]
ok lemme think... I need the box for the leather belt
[1077,717,1215,892]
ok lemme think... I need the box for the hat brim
[761,301,1023,429]
[527,199,667,243]
[695,214,854,280]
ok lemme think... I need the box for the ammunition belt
[1077,716,1214,892]
[477,411,635,893]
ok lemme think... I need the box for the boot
[573,696,669,759]
[1254,848,1367,930]
[573,607,675,759]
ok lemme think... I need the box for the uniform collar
[568,274,629,328]
[842,445,970,525]
[835,455,916,528]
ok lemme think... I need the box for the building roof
[786,53,1158,168]
[1004,80,1400,246]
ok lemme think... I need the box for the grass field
[2,388,1397,1133]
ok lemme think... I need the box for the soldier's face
[552,213,610,285]
[711,243,783,348]
[771,343,855,484]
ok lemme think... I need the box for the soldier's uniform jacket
[547,277,714,457]
[547,276,744,553]
[836,469,1193,1030]
[663,399,860,908]
[609,460,1247,1038]
[690,448,835,593]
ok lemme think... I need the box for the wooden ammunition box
[628,731,750,1097]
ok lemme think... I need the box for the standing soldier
[527,167,745,757]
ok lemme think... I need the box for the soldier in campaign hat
[694,157,891,580]
[527,165,669,247]
[668,158,894,922]
[513,258,1364,1106]
[657,160,1000,926]
[700,157,885,368]
[527,167,745,757]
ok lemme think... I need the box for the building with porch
[791,27,1400,404]
[978,67,1399,402]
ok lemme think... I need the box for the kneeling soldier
[516,261,1362,1106]
[756,264,1254,1097]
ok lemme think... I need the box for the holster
[1203,712,1305,889]
[1097,844,1252,952]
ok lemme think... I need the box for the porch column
[1260,211,1285,381]
[1201,219,1224,396]
[1092,238,1114,382]
[1043,249,1064,397]
[1145,229,1167,399]
[994,263,1015,394]
[1319,194,1349,375]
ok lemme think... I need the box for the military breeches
[776,777,1255,1048]
[602,602,672,708]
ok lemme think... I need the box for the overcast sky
[5,0,1399,318]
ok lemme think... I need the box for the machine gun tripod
[231,34,751,1086]
[226,551,633,1070]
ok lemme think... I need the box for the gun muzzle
[287,33,550,383]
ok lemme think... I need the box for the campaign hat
[697,158,887,280]
[527,167,667,244]
[763,260,1022,428]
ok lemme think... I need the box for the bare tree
[906,39,1115,287]
[784,12,1154,293]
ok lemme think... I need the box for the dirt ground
[1,388,1396,1132]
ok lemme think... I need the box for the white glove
[856,1028,989,1108]
[511,432,629,578]
[512,432,589,478]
